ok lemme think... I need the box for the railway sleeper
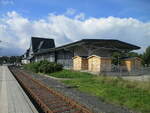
[9,67,93,113]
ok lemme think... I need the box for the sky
[0,0,150,56]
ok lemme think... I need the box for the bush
[23,60,63,73]
[23,62,39,73]
[54,63,63,71]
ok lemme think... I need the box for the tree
[111,51,141,65]
[111,52,126,65]
[0,56,22,64]
[142,46,150,67]
[128,52,139,57]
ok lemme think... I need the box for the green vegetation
[142,46,150,66]
[112,51,142,65]
[23,60,63,73]
[63,77,150,113]
[48,69,150,113]
[24,60,150,113]
[0,56,21,64]
[112,45,150,66]
[48,69,93,78]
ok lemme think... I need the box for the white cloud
[0,11,150,56]
[65,8,76,16]
[75,13,85,20]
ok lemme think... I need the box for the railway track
[9,67,93,113]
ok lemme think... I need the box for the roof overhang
[34,39,141,55]
[55,39,140,52]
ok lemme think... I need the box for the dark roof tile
[31,37,55,52]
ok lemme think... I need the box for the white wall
[21,60,30,64]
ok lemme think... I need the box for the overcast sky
[0,0,150,56]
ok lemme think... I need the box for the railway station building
[22,37,140,73]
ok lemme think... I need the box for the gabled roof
[56,39,140,51]
[87,55,112,59]
[31,37,55,53]
[72,56,88,59]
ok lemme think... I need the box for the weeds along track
[9,67,93,113]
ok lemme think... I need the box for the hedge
[23,60,63,73]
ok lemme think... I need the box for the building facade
[22,37,55,63]
[23,37,140,71]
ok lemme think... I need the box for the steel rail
[9,67,93,113]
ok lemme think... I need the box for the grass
[48,69,150,113]
[48,69,93,78]
[64,78,150,113]
[24,65,150,113]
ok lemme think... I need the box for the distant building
[22,37,140,72]
[21,49,30,64]
[22,37,55,64]
[121,57,142,72]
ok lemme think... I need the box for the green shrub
[23,60,63,73]
[54,63,63,71]
[23,62,39,73]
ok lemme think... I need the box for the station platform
[0,66,38,113]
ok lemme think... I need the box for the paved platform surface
[0,66,38,113]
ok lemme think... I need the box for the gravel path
[23,70,136,113]
[123,75,150,82]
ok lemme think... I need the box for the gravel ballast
[23,70,136,113]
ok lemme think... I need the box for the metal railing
[101,65,150,76]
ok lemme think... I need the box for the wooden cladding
[73,55,142,73]
[88,55,112,72]
[73,56,88,70]
[73,55,112,72]
[121,57,142,72]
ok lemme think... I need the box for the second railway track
[9,67,93,113]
